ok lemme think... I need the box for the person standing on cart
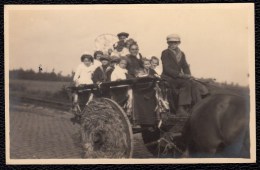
[161,34,193,116]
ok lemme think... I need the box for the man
[161,34,192,116]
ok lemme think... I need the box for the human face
[96,54,102,61]
[108,48,113,55]
[143,61,151,70]
[129,45,139,56]
[101,60,109,66]
[119,60,127,69]
[119,35,127,41]
[83,58,92,67]
[167,41,180,50]
[151,59,159,69]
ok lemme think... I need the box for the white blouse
[111,65,128,81]
[73,63,95,86]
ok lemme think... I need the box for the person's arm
[92,67,100,84]
[73,64,81,82]
[161,51,180,78]
[181,53,191,75]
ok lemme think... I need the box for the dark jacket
[126,53,144,78]
[161,48,191,79]
[92,65,114,84]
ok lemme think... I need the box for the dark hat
[117,32,129,38]
[81,54,93,62]
[110,55,120,63]
[99,54,111,61]
[93,50,104,59]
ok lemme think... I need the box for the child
[92,50,103,68]
[150,56,162,76]
[110,57,132,116]
[111,57,128,81]
[92,54,113,84]
[73,54,94,86]
[137,58,157,77]
[72,54,94,112]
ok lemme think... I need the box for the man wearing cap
[161,34,193,116]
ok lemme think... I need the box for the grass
[9,79,72,103]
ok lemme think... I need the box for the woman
[126,43,144,78]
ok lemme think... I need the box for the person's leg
[176,79,192,116]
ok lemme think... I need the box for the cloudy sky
[6,4,254,86]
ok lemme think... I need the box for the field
[9,79,71,102]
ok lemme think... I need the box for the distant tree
[9,69,72,82]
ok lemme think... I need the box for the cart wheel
[80,98,133,158]
[141,126,161,157]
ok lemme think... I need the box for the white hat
[166,34,181,42]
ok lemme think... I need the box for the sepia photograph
[4,4,255,164]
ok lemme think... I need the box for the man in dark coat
[161,34,193,116]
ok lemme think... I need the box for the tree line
[9,69,74,82]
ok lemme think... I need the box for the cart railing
[68,77,162,92]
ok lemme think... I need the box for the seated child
[72,54,94,112]
[73,54,94,86]
[111,57,128,81]
[136,58,157,77]
[92,54,114,84]
[150,56,162,76]
[92,50,103,69]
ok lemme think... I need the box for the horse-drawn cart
[69,77,192,158]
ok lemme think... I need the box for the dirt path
[9,103,153,159]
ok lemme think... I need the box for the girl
[111,57,128,81]
[73,54,94,86]
[72,54,94,112]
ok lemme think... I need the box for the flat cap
[166,34,181,42]
[117,32,129,38]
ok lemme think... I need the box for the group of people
[73,32,161,85]
[73,32,207,116]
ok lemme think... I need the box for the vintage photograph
[5,4,255,164]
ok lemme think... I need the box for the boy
[92,54,113,84]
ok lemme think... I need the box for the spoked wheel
[80,98,133,158]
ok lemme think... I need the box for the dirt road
[9,102,154,159]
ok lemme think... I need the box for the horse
[179,93,250,158]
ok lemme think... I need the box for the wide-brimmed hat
[99,54,111,61]
[166,34,181,42]
[110,55,120,63]
[117,32,129,38]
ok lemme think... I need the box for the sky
[6,4,254,86]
